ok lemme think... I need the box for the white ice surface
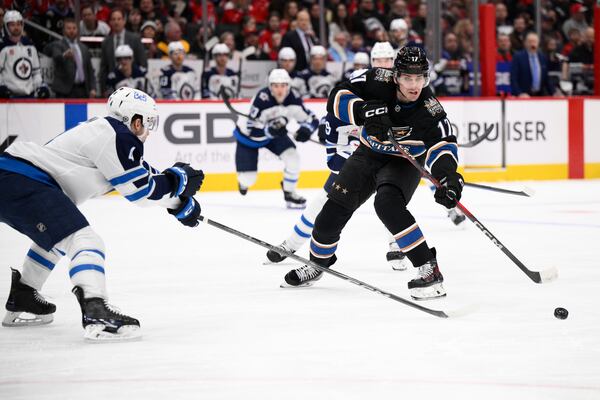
[1,180,599,400]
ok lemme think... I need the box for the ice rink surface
[1,179,599,400]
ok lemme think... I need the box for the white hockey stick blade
[2,311,53,327]
[83,324,142,343]
[522,186,536,197]
[539,267,558,283]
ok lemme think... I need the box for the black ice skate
[238,183,248,196]
[283,190,307,209]
[265,242,295,264]
[281,255,336,288]
[3,268,56,327]
[448,208,466,226]
[72,286,141,342]
[408,254,446,300]
[386,250,409,271]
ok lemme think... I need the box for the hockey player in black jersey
[283,47,464,300]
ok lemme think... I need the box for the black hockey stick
[458,123,495,148]
[463,182,534,197]
[387,132,558,284]
[198,214,473,319]
[219,86,326,147]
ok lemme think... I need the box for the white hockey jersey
[4,116,180,209]
[0,36,44,96]
[159,64,199,100]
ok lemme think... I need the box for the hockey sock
[55,226,108,299]
[237,171,257,190]
[374,185,434,266]
[285,189,329,250]
[20,243,63,290]
[308,199,354,265]
[280,148,300,192]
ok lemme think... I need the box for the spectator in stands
[329,30,354,62]
[44,18,96,99]
[105,44,154,97]
[281,10,319,71]
[389,18,408,49]
[496,3,512,36]
[432,31,468,96]
[221,31,243,65]
[561,27,582,57]
[259,12,284,57]
[569,27,594,64]
[496,33,513,94]
[497,32,513,60]
[348,32,367,55]
[139,0,158,22]
[44,0,74,36]
[80,5,110,37]
[242,23,270,61]
[454,18,473,56]
[509,15,528,52]
[158,21,190,58]
[541,13,563,50]
[159,41,200,99]
[309,3,328,46]
[99,8,147,94]
[188,24,214,60]
[351,0,385,36]
[298,45,335,99]
[329,3,351,45]
[510,32,555,97]
[385,0,408,29]
[562,3,588,37]
[140,20,159,59]
[127,8,143,34]
[277,46,306,96]
[411,2,426,38]
[544,36,569,95]
[281,0,299,32]
[201,43,239,98]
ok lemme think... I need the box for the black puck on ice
[554,307,568,320]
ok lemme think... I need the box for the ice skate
[3,268,56,327]
[283,190,307,209]
[448,208,466,226]
[72,286,141,342]
[386,250,409,271]
[265,242,295,264]
[238,183,248,196]
[408,255,446,300]
[281,265,324,288]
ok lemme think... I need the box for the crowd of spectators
[0,0,596,99]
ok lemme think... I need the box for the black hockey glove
[266,117,288,137]
[0,85,11,98]
[434,172,464,209]
[35,86,50,99]
[357,101,393,140]
[295,125,313,142]
[168,197,201,228]
[317,123,327,144]
[164,163,205,197]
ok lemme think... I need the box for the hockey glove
[266,117,288,137]
[35,86,50,99]
[168,197,201,228]
[317,123,327,144]
[358,101,393,140]
[434,172,464,209]
[295,125,313,142]
[164,163,205,197]
[0,85,11,98]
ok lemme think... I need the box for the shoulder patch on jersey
[424,98,444,117]
[259,91,270,102]
[374,68,394,82]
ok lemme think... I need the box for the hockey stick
[463,182,535,197]
[198,215,473,319]
[387,132,558,284]
[457,123,495,148]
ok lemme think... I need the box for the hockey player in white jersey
[277,47,307,98]
[298,45,336,99]
[0,11,50,98]
[105,44,155,97]
[0,87,205,341]
[342,52,370,81]
[201,43,239,99]
[233,68,318,208]
[159,41,200,99]
[266,47,410,271]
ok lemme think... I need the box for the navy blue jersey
[201,67,238,99]
[159,64,199,99]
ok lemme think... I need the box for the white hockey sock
[286,189,328,250]
[20,244,63,290]
[280,148,300,192]
[55,226,108,299]
[237,171,257,189]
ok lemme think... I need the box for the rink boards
[0,97,598,191]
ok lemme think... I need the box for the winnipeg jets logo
[13,58,32,80]
[128,147,136,161]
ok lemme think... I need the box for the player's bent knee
[374,184,407,218]
[57,226,106,257]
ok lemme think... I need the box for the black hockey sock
[309,200,354,267]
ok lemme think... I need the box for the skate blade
[262,260,301,266]
[389,260,408,271]
[286,202,307,210]
[410,283,447,301]
[2,311,53,327]
[279,281,314,288]
[83,324,142,343]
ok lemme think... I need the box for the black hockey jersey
[326,67,458,175]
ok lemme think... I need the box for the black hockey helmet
[394,46,430,77]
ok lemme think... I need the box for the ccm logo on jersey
[365,107,388,118]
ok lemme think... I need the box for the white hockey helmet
[353,52,370,66]
[212,43,230,56]
[4,10,23,28]
[115,44,134,59]
[107,87,159,132]
[168,41,185,54]
[390,18,408,32]
[310,45,327,58]
[278,47,297,61]
[370,41,395,63]
[268,68,291,85]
